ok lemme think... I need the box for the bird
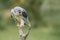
[11,6,31,29]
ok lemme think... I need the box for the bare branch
[18,26,31,40]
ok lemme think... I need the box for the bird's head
[11,6,27,18]
[17,10,22,16]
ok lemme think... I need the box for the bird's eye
[19,11,21,13]
[18,10,21,13]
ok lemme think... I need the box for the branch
[18,26,31,40]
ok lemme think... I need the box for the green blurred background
[0,0,60,40]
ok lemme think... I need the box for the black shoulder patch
[22,11,27,19]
